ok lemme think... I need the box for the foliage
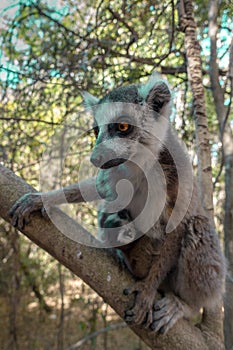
[0,0,232,348]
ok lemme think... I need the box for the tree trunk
[0,163,224,350]
[208,1,233,349]
[178,0,214,223]
[224,152,233,350]
[178,0,224,346]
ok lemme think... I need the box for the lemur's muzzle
[90,143,127,169]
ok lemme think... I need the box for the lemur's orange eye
[117,122,129,132]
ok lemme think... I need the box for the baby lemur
[10,75,225,334]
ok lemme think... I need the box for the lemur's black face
[83,76,172,170]
[92,114,136,169]
[95,120,134,169]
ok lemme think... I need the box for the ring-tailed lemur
[10,75,225,334]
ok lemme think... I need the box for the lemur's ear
[81,91,100,109]
[138,74,172,115]
[146,81,171,113]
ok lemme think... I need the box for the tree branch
[0,164,221,349]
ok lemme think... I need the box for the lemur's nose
[90,152,103,168]
[90,143,118,168]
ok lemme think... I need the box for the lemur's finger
[123,288,133,296]
[17,212,26,230]
[143,309,154,329]
[123,282,144,296]
[133,309,147,325]
[124,309,134,321]
[11,210,19,227]
[9,201,21,218]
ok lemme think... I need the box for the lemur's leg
[10,177,97,229]
[150,216,225,334]
[124,224,185,328]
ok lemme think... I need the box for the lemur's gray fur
[10,75,226,334]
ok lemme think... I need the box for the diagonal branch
[0,164,217,349]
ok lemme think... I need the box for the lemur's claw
[150,294,186,334]
[123,288,130,296]
[124,282,157,328]
[9,193,43,229]
[123,284,141,296]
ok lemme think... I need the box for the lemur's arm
[10,177,98,229]
[10,160,141,230]
[10,161,141,230]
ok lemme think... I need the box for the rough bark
[0,163,224,350]
[178,0,214,223]
[178,0,225,346]
[208,1,233,348]
[224,152,233,350]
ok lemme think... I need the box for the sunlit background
[0,1,232,349]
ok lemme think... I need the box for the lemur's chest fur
[117,224,185,280]
[117,146,183,280]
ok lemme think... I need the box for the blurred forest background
[0,0,232,349]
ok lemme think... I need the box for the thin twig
[64,322,127,350]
